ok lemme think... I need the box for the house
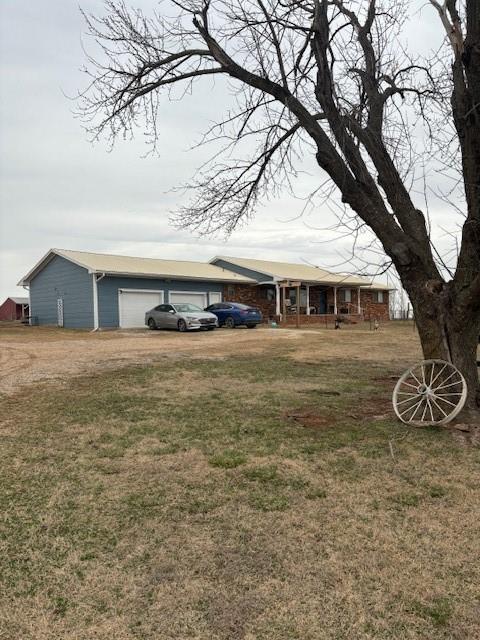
[17,249,392,329]
[0,296,29,321]
[210,256,392,323]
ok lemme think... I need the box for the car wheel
[246,324,257,329]
[225,316,236,329]
[177,319,188,332]
[148,318,157,330]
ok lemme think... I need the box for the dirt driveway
[0,322,422,396]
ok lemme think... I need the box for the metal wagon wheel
[392,359,467,426]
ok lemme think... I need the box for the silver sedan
[145,302,218,332]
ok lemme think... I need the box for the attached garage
[19,249,255,329]
[118,289,164,329]
[169,291,208,309]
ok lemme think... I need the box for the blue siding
[211,259,269,283]
[97,276,225,328]
[29,255,94,328]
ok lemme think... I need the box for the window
[339,288,351,303]
[262,287,275,301]
[374,291,384,303]
[157,304,174,312]
[227,285,235,298]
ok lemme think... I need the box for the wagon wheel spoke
[434,392,463,396]
[421,399,429,422]
[432,369,458,390]
[426,397,435,422]
[396,394,420,406]
[410,371,423,387]
[432,395,457,408]
[434,379,463,392]
[399,397,421,418]
[400,381,419,390]
[430,396,448,418]
[430,362,448,388]
[401,397,424,420]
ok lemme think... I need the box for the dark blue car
[205,302,263,329]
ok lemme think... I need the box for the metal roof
[18,249,393,290]
[18,249,256,285]
[211,255,381,287]
[9,297,29,304]
[360,281,396,291]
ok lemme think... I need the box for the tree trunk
[409,284,480,415]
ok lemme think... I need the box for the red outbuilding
[0,296,29,321]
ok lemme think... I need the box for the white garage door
[169,291,207,309]
[119,290,163,328]
[209,292,222,304]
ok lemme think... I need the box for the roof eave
[17,249,58,286]
[210,256,275,279]
[90,270,255,283]
[210,256,372,286]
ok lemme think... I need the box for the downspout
[22,285,31,324]
[91,273,106,332]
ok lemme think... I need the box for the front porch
[274,281,364,325]
[223,280,390,324]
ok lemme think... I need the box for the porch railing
[336,302,365,316]
[288,302,364,316]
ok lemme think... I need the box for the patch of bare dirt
[347,395,394,422]
[284,408,336,429]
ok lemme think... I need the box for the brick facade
[222,283,277,319]
[325,287,390,320]
[222,283,390,323]
[360,290,390,321]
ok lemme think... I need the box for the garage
[119,289,163,328]
[169,291,208,309]
[19,249,255,328]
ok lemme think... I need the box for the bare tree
[78,0,480,412]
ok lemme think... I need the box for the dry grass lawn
[0,322,479,639]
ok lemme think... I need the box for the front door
[318,290,327,314]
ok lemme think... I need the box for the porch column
[275,283,281,318]
[306,284,310,315]
[333,286,338,315]
[357,287,361,314]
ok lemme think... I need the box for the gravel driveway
[0,325,288,395]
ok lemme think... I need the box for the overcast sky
[0,0,455,301]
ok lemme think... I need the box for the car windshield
[173,303,203,313]
[234,303,251,310]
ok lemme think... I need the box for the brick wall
[221,284,390,322]
[222,284,276,320]
[324,287,389,320]
[360,290,390,321]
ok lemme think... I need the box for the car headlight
[186,316,198,321]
